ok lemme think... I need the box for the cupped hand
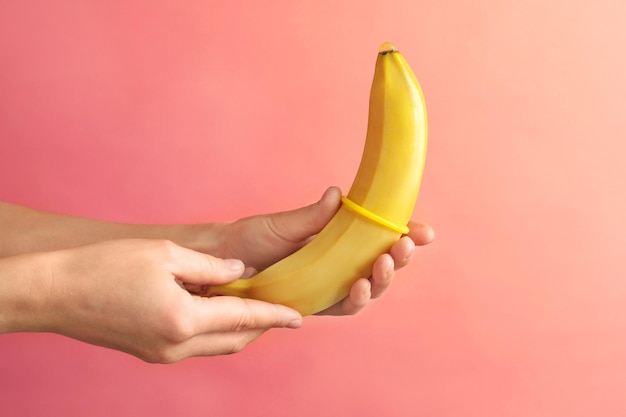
[217,187,435,316]
[41,239,302,363]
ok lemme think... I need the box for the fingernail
[286,318,303,329]
[242,267,258,278]
[321,187,341,207]
[225,259,245,273]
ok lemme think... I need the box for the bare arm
[0,240,302,362]
[0,201,222,257]
[0,187,434,317]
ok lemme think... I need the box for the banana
[205,42,427,315]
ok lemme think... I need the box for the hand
[317,219,434,315]
[36,240,302,363]
[215,187,435,316]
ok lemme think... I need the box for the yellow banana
[207,42,427,315]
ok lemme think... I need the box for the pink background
[1,1,625,416]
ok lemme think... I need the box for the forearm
[0,252,51,333]
[0,202,225,257]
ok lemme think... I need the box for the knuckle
[158,308,195,344]
[152,239,178,259]
[168,319,195,343]
[132,340,180,364]
[227,298,256,332]
[199,253,219,272]
[157,239,177,255]
[145,347,181,364]
[233,309,254,332]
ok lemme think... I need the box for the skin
[0,187,434,363]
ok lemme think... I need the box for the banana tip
[378,41,398,54]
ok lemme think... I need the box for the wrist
[174,222,229,257]
[0,252,58,333]
[123,222,228,257]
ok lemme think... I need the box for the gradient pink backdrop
[1,1,625,416]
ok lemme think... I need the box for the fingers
[194,296,303,334]
[406,220,435,246]
[266,219,434,318]
[317,252,396,316]
[386,221,433,272]
[145,327,272,363]
[389,236,415,271]
[266,186,341,244]
[177,328,270,359]
[316,278,372,316]
[159,241,246,286]
[370,253,395,298]
[148,296,303,362]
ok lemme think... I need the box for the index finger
[405,220,435,246]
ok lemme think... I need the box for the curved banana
[206,42,427,315]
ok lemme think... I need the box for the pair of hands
[35,187,433,363]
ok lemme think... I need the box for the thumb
[267,186,341,243]
[165,244,246,286]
